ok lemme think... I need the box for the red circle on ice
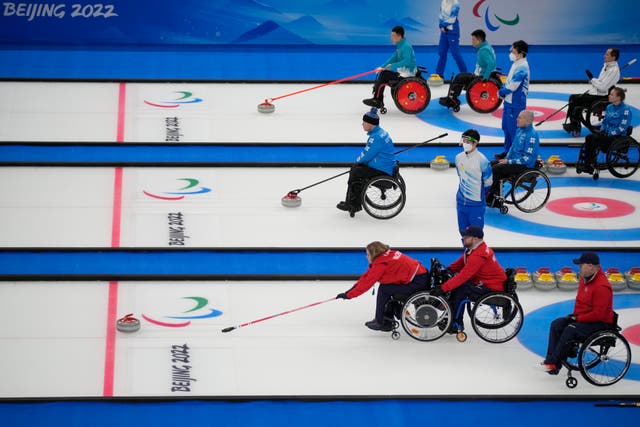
[491,106,566,123]
[623,324,640,346]
[546,197,635,218]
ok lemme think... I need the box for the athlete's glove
[585,69,594,80]
[336,292,349,300]
[566,313,577,322]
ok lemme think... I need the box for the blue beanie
[363,108,380,125]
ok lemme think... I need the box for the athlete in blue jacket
[363,26,416,109]
[454,129,493,234]
[496,40,530,158]
[435,0,467,78]
[488,110,539,204]
[337,109,396,214]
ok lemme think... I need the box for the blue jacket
[439,0,460,31]
[601,102,632,136]
[506,124,539,168]
[499,58,529,109]
[475,41,496,80]
[382,38,417,77]
[356,126,396,176]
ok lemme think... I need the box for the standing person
[454,129,492,235]
[541,252,614,375]
[337,109,396,214]
[577,86,632,174]
[564,48,621,137]
[336,241,429,332]
[431,225,506,332]
[435,0,468,79]
[439,29,496,109]
[488,110,539,205]
[496,40,530,159]
[363,26,417,109]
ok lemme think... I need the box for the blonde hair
[366,241,390,260]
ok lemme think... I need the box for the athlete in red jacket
[336,241,428,331]
[542,252,615,374]
[431,225,506,332]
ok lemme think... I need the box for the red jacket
[441,242,506,292]
[346,250,427,299]
[574,268,614,324]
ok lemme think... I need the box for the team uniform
[344,250,429,325]
[366,37,416,107]
[579,102,632,172]
[498,58,530,152]
[436,0,467,77]
[454,149,493,233]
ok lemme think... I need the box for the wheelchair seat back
[503,268,517,293]
[430,257,453,288]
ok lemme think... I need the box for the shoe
[365,319,394,332]
[494,151,507,159]
[572,129,581,138]
[363,98,383,108]
[539,362,560,375]
[562,123,575,133]
[336,201,352,211]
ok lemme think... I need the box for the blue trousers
[456,202,485,236]
[501,102,524,152]
[545,317,611,367]
[436,27,467,77]
[376,272,429,324]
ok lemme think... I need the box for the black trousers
[545,317,611,367]
[448,282,492,329]
[580,132,615,168]
[489,163,527,198]
[345,164,388,208]
[372,70,400,102]
[376,272,430,324]
[567,93,608,129]
[447,72,475,98]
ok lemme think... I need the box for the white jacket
[590,61,620,95]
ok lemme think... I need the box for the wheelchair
[490,160,551,214]
[379,66,431,115]
[563,98,609,135]
[561,313,632,388]
[441,70,503,114]
[354,163,406,220]
[576,127,640,180]
[385,258,523,344]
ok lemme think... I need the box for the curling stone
[427,74,444,87]
[533,267,557,291]
[281,191,302,207]
[514,267,533,290]
[555,267,579,291]
[625,267,640,290]
[430,155,450,170]
[605,267,627,292]
[117,313,141,333]
[257,100,275,114]
[546,156,567,175]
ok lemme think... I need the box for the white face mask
[462,142,474,153]
[509,52,517,62]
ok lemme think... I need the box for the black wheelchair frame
[576,126,640,180]
[490,160,551,214]
[379,66,431,115]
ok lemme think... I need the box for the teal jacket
[382,38,417,77]
[475,41,496,80]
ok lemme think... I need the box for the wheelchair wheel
[392,77,431,114]
[606,138,640,178]
[400,292,451,342]
[578,330,631,386]
[584,100,608,133]
[465,77,503,114]
[471,292,523,343]
[362,175,406,220]
[510,169,551,213]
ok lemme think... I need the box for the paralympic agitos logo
[142,296,223,328]
[144,91,203,108]
[143,178,211,200]
[473,0,519,31]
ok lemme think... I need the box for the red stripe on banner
[104,82,126,396]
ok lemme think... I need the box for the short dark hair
[611,86,626,101]
[471,29,486,42]
[512,40,528,57]
[391,26,405,38]
[609,48,620,60]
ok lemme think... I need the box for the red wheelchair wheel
[392,77,430,114]
[466,77,502,113]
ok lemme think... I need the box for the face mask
[462,142,474,153]
[509,52,517,62]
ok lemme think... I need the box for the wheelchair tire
[510,169,551,213]
[578,330,631,386]
[606,138,639,178]
[465,77,503,114]
[392,77,431,114]
[471,292,524,343]
[361,175,406,220]
[400,292,451,342]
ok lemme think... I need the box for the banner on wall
[1,0,639,46]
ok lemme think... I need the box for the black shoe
[494,151,507,159]
[562,123,575,133]
[363,98,383,108]
[365,320,394,332]
[336,201,352,211]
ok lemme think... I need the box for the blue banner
[1,0,639,46]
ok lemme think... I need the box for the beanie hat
[363,108,380,125]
